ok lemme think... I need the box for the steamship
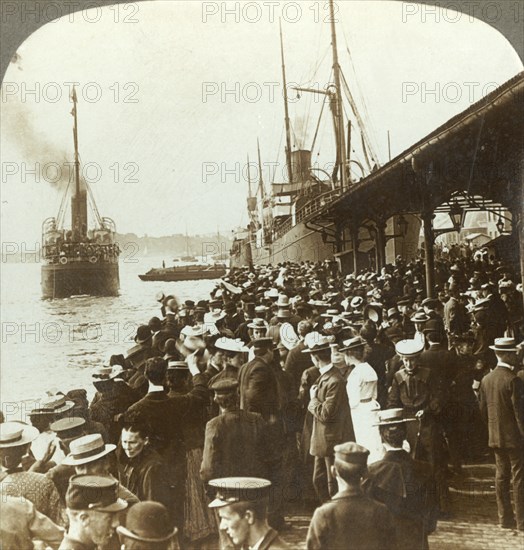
[41,88,120,299]
[230,0,418,270]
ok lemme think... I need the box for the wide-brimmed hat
[276,295,290,307]
[181,325,208,338]
[280,322,299,351]
[350,296,364,309]
[66,475,127,513]
[302,332,333,354]
[208,477,271,509]
[321,308,341,318]
[0,422,39,448]
[134,325,152,344]
[395,339,424,357]
[117,502,177,543]
[265,288,279,299]
[215,337,249,353]
[364,303,383,324]
[489,337,518,352]
[374,408,418,426]
[92,365,124,381]
[203,310,226,325]
[62,434,116,466]
[339,336,366,352]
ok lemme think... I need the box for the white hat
[395,339,424,357]
[215,337,249,353]
[0,422,39,448]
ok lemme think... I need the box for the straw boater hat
[167,360,189,371]
[489,337,518,352]
[374,408,417,426]
[62,433,116,466]
[350,296,364,309]
[321,308,341,318]
[0,422,39,448]
[117,502,178,544]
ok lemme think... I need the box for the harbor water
[1,257,219,417]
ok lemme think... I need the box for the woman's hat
[339,336,366,352]
[489,337,518,352]
[280,322,299,351]
[62,434,116,466]
[92,365,124,381]
[29,394,75,416]
[117,502,177,543]
[0,422,39,448]
[215,337,249,353]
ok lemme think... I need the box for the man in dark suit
[479,337,524,530]
[200,379,270,484]
[306,442,396,550]
[239,337,285,529]
[363,408,438,550]
[305,333,355,502]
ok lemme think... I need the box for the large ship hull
[41,262,120,299]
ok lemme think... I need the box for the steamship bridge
[306,71,524,301]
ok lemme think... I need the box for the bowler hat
[117,502,177,543]
[208,477,271,508]
[66,474,127,512]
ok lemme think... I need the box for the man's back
[479,366,524,448]
[306,490,396,550]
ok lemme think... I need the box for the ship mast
[329,0,348,191]
[257,139,266,242]
[70,86,88,237]
[279,19,293,184]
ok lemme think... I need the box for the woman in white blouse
[340,336,384,464]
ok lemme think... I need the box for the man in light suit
[305,333,355,502]
[479,337,524,531]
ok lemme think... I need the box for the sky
[1,0,522,243]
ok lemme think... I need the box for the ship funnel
[290,150,311,183]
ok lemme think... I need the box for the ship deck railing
[43,243,120,264]
[272,189,340,241]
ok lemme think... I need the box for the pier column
[519,154,524,309]
[375,221,387,272]
[349,221,359,275]
[422,211,436,299]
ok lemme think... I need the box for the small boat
[138,263,227,282]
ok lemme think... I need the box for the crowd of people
[1,254,523,549]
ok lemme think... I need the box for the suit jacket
[284,341,313,399]
[363,450,438,550]
[443,297,468,335]
[307,366,355,457]
[200,410,269,483]
[239,356,281,422]
[479,365,524,448]
[306,488,396,550]
[244,528,289,549]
